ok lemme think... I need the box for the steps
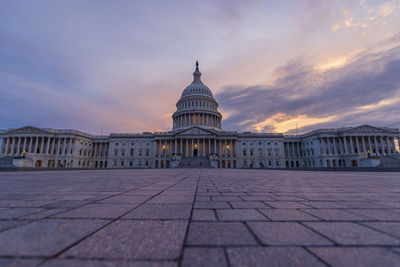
[379,155,400,168]
[0,156,14,168]
[178,156,211,168]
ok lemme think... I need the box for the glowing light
[357,98,400,111]
[251,113,336,133]
[315,56,349,72]
[379,3,395,16]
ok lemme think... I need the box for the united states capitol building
[1,62,400,169]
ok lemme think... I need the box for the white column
[57,138,62,155]
[22,137,27,153]
[374,136,379,155]
[40,137,45,154]
[174,139,177,154]
[28,137,33,154]
[230,139,233,157]
[386,137,391,154]
[46,138,51,154]
[349,136,354,154]
[235,140,238,157]
[343,137,348,154]
[361,136,367,152]
[185,139,188,157]
[4,138,10,155]
[169,140,172,155]
[380,136,386,155]
[34,137,39,154]
[367,136,372,154]
[94,142,97,157]
[10,137,15,155]
[180,139,183,154]
[214,139,217,154]
[203,139,205,156]
[0,138,4,154]
[16,137,21,154]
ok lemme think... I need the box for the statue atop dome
[193,60,202,83]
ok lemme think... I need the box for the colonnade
[173,113,221,128]
[284,142,302,158]
[319,136,398,156]
[93,142,109,158]
[0,136,75,156]
[154,138,236,157]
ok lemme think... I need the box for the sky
[1,0,399,135]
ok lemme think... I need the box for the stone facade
[1,62,399,169]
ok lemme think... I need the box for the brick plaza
[0,169,400,266]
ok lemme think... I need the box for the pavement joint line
[302,247,331,267]
[223,247,233,267]
[177,171,201,267]
[355,221,400,240]
[37,173,192,266]
[298,222,339,246]
[243,221,264,246]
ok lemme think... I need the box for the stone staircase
[378,155,400,168]
[0,156,14,168]
[178,156,211,168]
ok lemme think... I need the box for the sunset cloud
[0,1,399,134]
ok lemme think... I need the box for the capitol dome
[181,62,214,98]
[172,61,222,131]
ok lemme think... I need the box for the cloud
[379,2,396,16]
[216,32,400,134]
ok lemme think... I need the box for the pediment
[174,126,216,137]
[344,125,387,134]
[6,126,51,135]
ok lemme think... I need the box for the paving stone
[0,219,107,257]
[258,209,320,221]
[266,202,310,209]
[194,201,231,209]
[0,220,27,232]
[229,201,269,209]
[44,200,93,208]
[216,209,268,221]
[346,209,400,221]
[53,204,134,219]
[309,247,400,267]
[226,247,325,267]
[211,196,242,201]
[191,209,216,221]
[0,208,45,219]
[97,195,151,204]
[240,196,275,201]
[42,258,177,267]
[301,209,371,221]
[123,204,191,219]
[187,222,258,245]
[248,222,332,245]
[304,222,400,245]
[182,248,227,267]
[1,169,400,266]
[361,222,400,238]
[0,258,42,267]
[18,208,68,220]
[0,200,54,208]
[302,202,350,209]
[62,220,187,260]
[146,195,194,204]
